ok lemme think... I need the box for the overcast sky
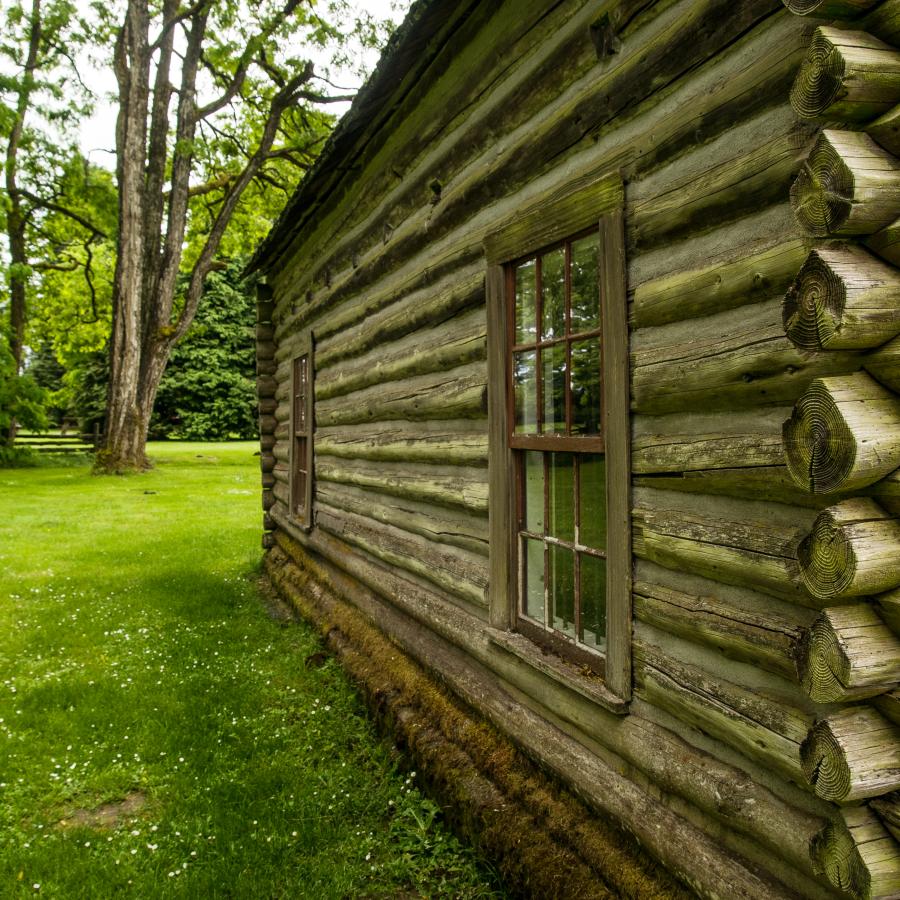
[77,0,412,168]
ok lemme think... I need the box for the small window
[291,332,314,527]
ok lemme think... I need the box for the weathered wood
[258,414,277,435]
[790,130,900,237]
[256,358,278,377]
[256,375,277,398]
[634,640,810,782]
[259,433,276,452]
[632,504,809,603]
[317,480,488,557]
[783,244,900,351]
[865,331,900,393]
[258,398,277,416]
[801,707,900,802]
[790,27,900,122]
[863,0,900,47]
[316,455,488,513]
[632,237,808,330]
[811,806,900,900]
[868,102,900,158]
[259,452,275,474]
[877,589,900,636]
[262,488,274,511]
[315,421,488,466]
[315,307,485,402]
[256,322,275,342]
[875,688,900,727]
[782,0,880,15]
[633,579,805,679]
[783,372,900,494]
[315,362,486,428]
[633,432,784,473]
[798,603,900,703]
[256,340,276,360]
[798,499,900,600]
[871,792,900,844]
[632,298,861,416]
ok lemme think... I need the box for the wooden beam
[801,706,900,802]
[790,130,900,238]
[797,602,900,702]
[783,372,900,494]
[783,244,900,351]
[798,499,900,600]
[791,27,900,122]
[782,0,880,15]
[866,331,900,393]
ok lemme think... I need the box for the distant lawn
[0,442,503,898]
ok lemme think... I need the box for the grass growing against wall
[0,443,504,898]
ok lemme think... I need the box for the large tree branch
[18,188,109,238]
[148,0,209,51]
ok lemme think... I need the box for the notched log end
[790,27,845,121]
[790,131,854,238]
[783,248,846,351]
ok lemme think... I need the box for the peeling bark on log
[790,130,900,237]
[811,806,900,900]
[783,372,900,494]
[798,603,900,703]
[783,244,900,351]
[801,707,900,802]
[798,499,900,600]
[782,0,880,15]
[791,27,900,122]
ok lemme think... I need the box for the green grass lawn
[0,443,504,898]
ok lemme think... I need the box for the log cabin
[248,1,900,896]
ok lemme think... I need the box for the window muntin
[509,232,607,667]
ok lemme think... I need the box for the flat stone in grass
[58,790,147,830]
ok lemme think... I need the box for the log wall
[255,0,900,896]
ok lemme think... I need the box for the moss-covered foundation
[264,533,695,900]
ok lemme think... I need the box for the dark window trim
[290,330,315,530]
[485,170,632,703]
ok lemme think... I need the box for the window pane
[580,553,606,650]
[522,537,545,624]
[548,453,574,543]
[542,343,566,434]
[515,260,537,344]
[571,235,599,333]
[549,545,576,639]
[522,451,544,534]
[571,338,601,436]
[579,454,606,551]
[513,350,538,434]
[541,248,566,340]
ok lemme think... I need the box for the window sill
[487,629,630,716]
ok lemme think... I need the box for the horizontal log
[790,27,900,122]
[632,431,784,474]
[315,362,487,428]
[256,375,277,398]
[632,298,860,416]
[790,130,900,238]
[801,706,900,802]
[783,372,900,494]
[256,300,274,326]
[315,503,487,608]
[865,331,900,393]
[782,0,880,14]
[257,340,276,360]
[634,640,810,783]
[256,322,275,342]
[259,433,276,452]
[270,517,831,887]
[783,244,900,351]
[871,792,900,844]
[863,0,900,47]
[258,414,277,435]
[632,237,808,330]
[798,499,900,599]
[258,398,277,416]
[632,503,810,604]
[316,306,485,402]
[259,453,275,474]
[262,488,275,511]
[811,806,900,900]
[868,102,900,158]
[798,603,900,703]
[256,358,278,377]
[317,480,488,557]
[315,421,488,466]
[316,455,489,513]
[633,578,805,679]
[876,589,900,636]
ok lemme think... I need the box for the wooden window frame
[485,170,632,702]
[290,330,315,529]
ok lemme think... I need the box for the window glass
[541,248,566,340]
[548,453,575,543]
[513,351,538,434]
[570,235,600,332]
[542,344,566,434]
[515,260,537,344]
[578,454,607,551]
[549,545,576,639]
[580,553,606,650]
[571,338,601,436]
[522,452,544,534]
[523,538,545,624]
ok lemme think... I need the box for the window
[291,332,314,528]
[485,171,631,702]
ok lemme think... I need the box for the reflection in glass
[515,260,537,344]
[579,454,606,551]
[571,339,601,435]
[523,452,544,534]
[580,553,606,650]
[549,545,576,638]
[548,453,575,543]
[541,248,566,339]
[571,235,600,333]
[513,350,538,434]
[523,538,545,624]
[542,343,566,434]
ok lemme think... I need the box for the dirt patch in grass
[58,791,148,830]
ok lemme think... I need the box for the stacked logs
[783,2,900,895]
[257,283,278,548]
